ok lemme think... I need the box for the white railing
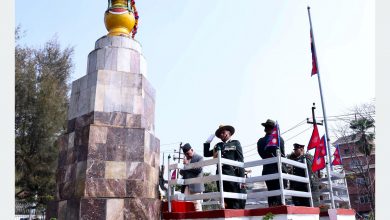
[314,170,351,208]
[167,148,315,212]
[15,215,45,220]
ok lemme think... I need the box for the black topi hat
[182,143,192,153]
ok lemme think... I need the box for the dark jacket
[287,153,313,177]
[257,135,285,175]
[204,140,245,178]
[179,152,205,193]
[288,153,314,189]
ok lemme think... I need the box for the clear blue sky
[16,0,374,167]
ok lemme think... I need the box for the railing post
[276,149,286,205]
[217,146,225,209]
[342,170,352,208]
[167,154,172,212]
[303,156,314,207]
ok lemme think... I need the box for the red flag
[318,135,327,157]
[332,145,342,166]
[307,124,321,150]
[171,169,177,180]
[310,30,318,76]
[266,122,280,147]
[311,135,327,172]
[312,150,326,172]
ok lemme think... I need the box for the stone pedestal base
[47,35,161,220]
[47,198,161,220]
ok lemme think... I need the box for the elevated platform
[162,204,356,220]
[163,205,319,220]
[164,147,355,220]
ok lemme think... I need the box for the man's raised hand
[205,134,215,143]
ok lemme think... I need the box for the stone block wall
[47,36,161,220]
[67,70,156,134]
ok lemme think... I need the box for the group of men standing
[179,119,314,210]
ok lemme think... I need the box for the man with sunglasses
[180,143,205,211]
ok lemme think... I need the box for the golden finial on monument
[104,0,139,38]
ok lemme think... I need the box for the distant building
[333,133,375,216]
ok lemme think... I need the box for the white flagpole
[307,6,335,209]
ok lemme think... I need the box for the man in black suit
[180,143,205,211]
[203,125,246,209]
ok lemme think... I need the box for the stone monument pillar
[46,1,161,219]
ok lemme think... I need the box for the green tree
[15,26,74,209]
[202,172,219,210]
[203,172,218,193]
[349,117,375,156]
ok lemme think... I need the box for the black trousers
[290,181,310,207]
[263,164,287,207]
[265,179,287,207]
[216,180,246,209]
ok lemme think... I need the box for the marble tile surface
[117,48,131,72]
[105,161,126,179]
[88,143,107,161]
[89,126,108,144]
[111,37,122,48]
[96,48,106,70]
[104,48,118,70]
[126,162,145,180]
[66,148,77,165]
[56,167,66,184]
[68,132,75,149]
[94,36,143,54]
[124,198,161,220]
[66,199,80,220]
[140,55,148,76]
[97,70,111,85]
[64,164,76,183]
[79,75,88,92]
[77,144,88,162]
[68,72,156,123]
[80,199,106,220]
[89,86,97,112]
[57,200,67,220]
[86,159,106,178]
[85,179,126,197]
[76,161,87,180]
[59,180,75,200]
[129,50,140,74]
[74,113,93,132]
[75,177,86,198]
[94,84,105,112]
[87,49,97,75]
[106,199,124,220]
[51,34,162,219]
[71,79,80,95]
